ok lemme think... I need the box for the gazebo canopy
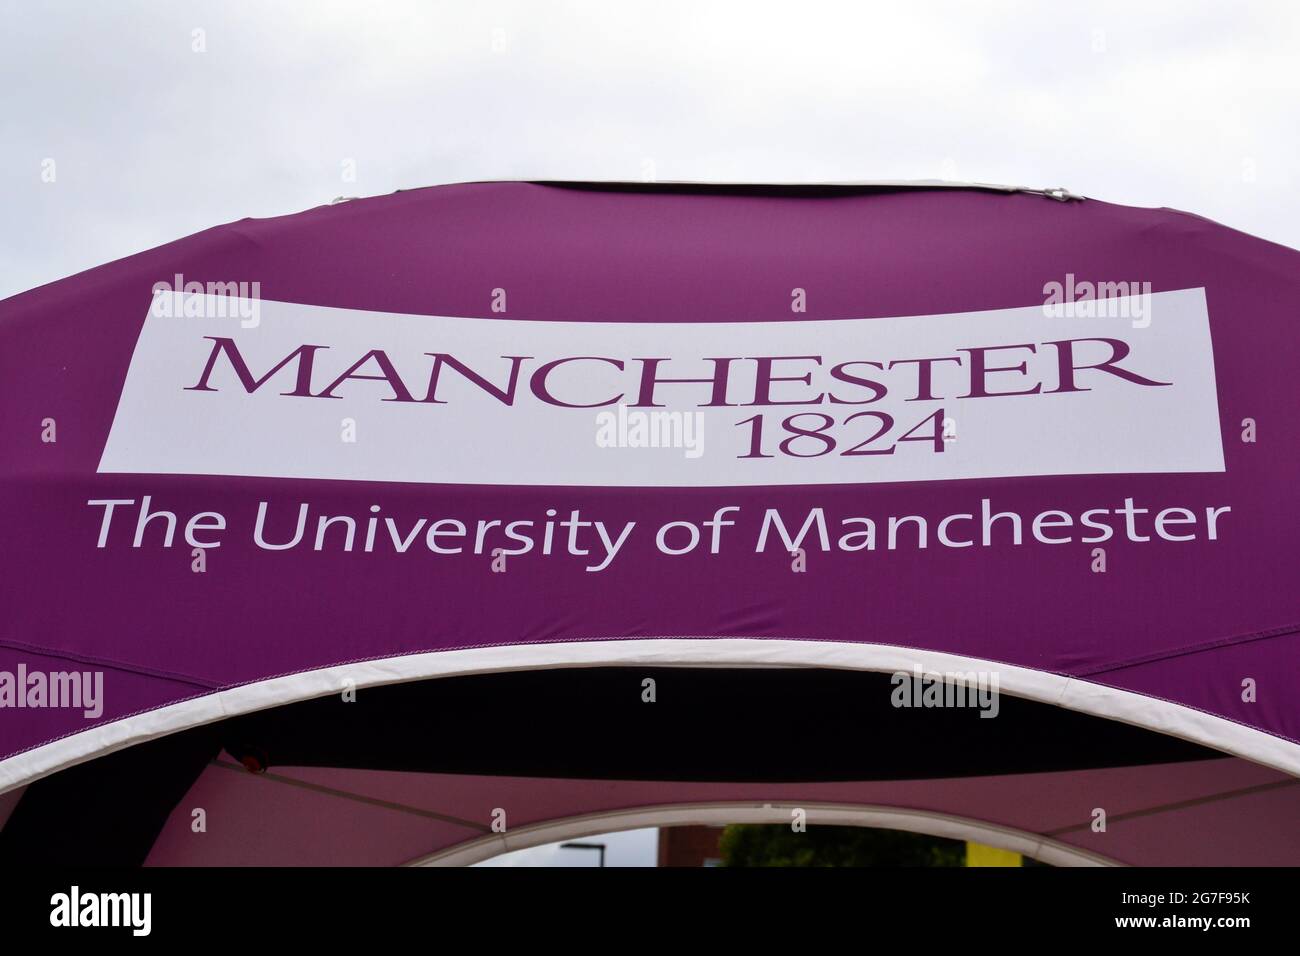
[1,181,1296,865]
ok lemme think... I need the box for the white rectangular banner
[100,288,1224,486]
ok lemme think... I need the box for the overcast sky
[1,1,1294,866]
[2,0,1298,301]
[474,828,658,867]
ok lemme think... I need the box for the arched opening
[414,802,1119,867]
[7,660,1296,866]
[4,638,1295,795]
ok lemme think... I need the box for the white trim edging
[410,801,1119,867]
[1,638,1296,796]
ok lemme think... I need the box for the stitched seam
[1073,622,1300,677]
[0,637,218,689]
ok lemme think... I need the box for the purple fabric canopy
[1,181,1297,863]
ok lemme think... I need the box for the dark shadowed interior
[0,667,1220,865]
